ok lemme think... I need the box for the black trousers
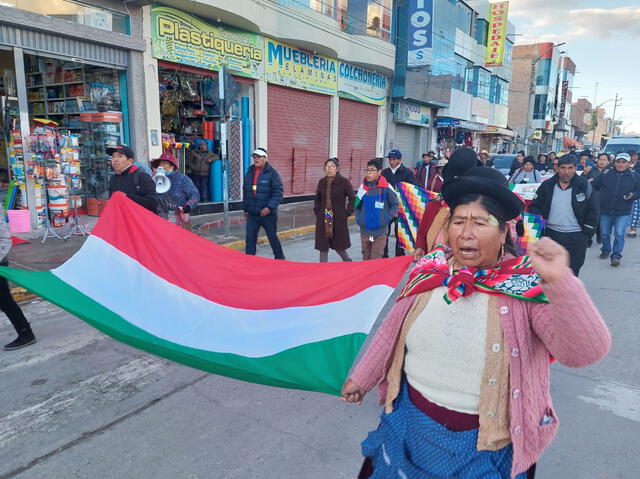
[189,174,209,202]
[542,228,587,276]
[0,264,30,334]
[245,213,285,259]
[383,218,405,257]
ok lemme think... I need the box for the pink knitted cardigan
[350,272,611,478]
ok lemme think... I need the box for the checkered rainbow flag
[515,212,546,255]
[395,182,441,253]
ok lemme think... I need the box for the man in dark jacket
[107,145,159,213]
[591,152,640,266]
[381,149,415,257]
[242,148,285,260]
[529,155,599,276]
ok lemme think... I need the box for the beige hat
[480,149,489,155]
[437,158,449,167]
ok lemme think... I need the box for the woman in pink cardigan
[342,167,611,479]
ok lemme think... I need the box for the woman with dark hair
[342,167,611,479]
[509,156,542,184]
[535,153,551,173]
[313,158,355,262]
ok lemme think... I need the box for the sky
[508,0,640,135]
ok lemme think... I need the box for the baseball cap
[387,149,402,159]
[106,145,135,159]
[615,153,630,162]
[252,148,268,157]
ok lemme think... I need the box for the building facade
[142,0,395,205]
[508,42,562,155]
[0,0,149,225]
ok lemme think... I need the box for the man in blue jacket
[242,148,285,260]
[592,153,640,266]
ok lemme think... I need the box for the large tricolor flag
[0,193,411,396]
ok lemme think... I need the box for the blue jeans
[599,214,630,259]
[245,213,285,259]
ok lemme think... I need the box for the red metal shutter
[337,98,378,184]
[267,85,331,196]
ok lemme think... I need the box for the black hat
[442,167,524,220]
[106,145,135,159]
[442,147,478,182]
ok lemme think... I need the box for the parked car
[603,136,640,155]
[488,154,516,177]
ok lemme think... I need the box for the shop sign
[407,0,433,67]
[559,80,569,118]
[435,118,486,131]
[151,6,264,79]
[485,1,509,67]
[264,38,337,95]
[394,101,430,127]
[337,62,387,105]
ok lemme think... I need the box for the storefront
[391,101,431,166]
[336,62,387,185]
[264,38,335,196]
[0,2,144,228]
[478,126,516,153]
[150,5,261,203]
[435,118,487,155]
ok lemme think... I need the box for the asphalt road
[1,228,638,479]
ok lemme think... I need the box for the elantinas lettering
[158,18,263,62]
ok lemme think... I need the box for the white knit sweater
[404,286,488,414]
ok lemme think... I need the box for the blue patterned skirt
[361,382,526,479]
[630,199,640,228]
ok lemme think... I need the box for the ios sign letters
[407,0,433,67]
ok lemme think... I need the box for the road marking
[578,380,640,423]
[0,356,168,448]
[0,329,103,374]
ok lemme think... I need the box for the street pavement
[1,227,639,479]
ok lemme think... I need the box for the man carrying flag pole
[355,159,399,260]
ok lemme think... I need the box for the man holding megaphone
[151,152,200,229]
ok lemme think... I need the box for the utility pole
[610,93,621,137]
[591,82,598,146]
[218,67,230,236]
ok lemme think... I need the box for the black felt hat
[442,166,524,220]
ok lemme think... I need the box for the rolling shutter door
[337,98,378,184]
[392,123,420,167]
[267,84,330,196]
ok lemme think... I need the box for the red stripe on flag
[90,193,412,310]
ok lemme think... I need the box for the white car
[603,136,640,155]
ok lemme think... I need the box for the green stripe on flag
[0,267,365,396]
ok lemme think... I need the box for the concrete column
[142,5,162,160]
[329,95,339,157]
[376,104,389,157]
[254,79,268,149]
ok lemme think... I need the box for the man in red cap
[107,145,159,213]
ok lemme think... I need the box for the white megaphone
[153,166,171,194]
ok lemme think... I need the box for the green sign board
[151,6,264,79]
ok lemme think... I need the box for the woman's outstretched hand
[341,379,366,405]
[528,237,571,284]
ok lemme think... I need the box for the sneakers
[626,232,637,238]
[611,257,621,267]
[599,252,609,259]
[4,330,36,351]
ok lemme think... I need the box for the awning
[563,136,583,148]
[480,126,517,137]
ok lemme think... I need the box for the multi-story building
[390,0,516,161]
[508,42,563,154]
[552,56,578,152]
[142,0,396,207]
[571,98,592,144]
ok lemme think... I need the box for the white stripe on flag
[53,236,393,358]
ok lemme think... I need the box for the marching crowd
[0,142,619,479]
